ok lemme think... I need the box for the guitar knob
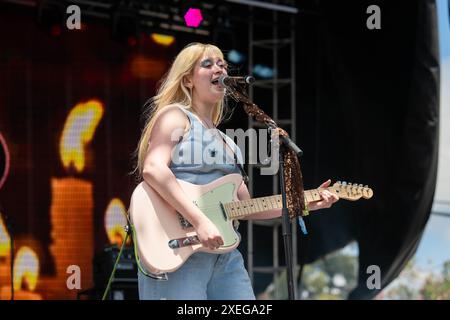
[359,184,363,187]
[168,240,180,249]
[364,185,368,188]
[342,181,347,186]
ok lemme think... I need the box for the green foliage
[382,259,450,300]
[257,248,358,300]
[421,273,450,300]
[297,248,358,300]
[258,245,450,300]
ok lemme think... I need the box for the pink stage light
[184,8,203,28]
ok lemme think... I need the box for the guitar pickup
[168,235,201,249]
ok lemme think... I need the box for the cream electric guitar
[130,174,373,275]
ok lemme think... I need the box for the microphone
[218,75,255,87]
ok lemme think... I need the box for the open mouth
[211,79,225,90]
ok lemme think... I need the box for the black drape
[296,0,440,299]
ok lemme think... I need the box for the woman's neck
[191,99,215,126]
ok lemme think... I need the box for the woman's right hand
[195,217,224,250]
[141,105,223,250]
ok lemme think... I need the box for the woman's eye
[201,60,213,68]
[201,59,228,70]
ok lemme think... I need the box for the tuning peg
[359,184,363,187]
[364,185,368,188]
[342,181,347,186]
[337,180,341,184]
[353,183,358,187]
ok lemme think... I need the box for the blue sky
[415,214,450,272]
[439,0,450,57]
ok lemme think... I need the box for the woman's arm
[142,106,224,249]
[236,181,281,220]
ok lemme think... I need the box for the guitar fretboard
[223,188,325,219]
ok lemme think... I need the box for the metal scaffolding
[245,3,298,299]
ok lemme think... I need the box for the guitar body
[130,174,243,275]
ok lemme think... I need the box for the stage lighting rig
[36,0,66,35]
[111,1,140,43]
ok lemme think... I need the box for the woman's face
[188,53,228,105]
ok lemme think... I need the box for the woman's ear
[183,75,193,89]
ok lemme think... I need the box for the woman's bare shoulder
[151,104,190,137]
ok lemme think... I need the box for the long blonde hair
[134,43,227,179]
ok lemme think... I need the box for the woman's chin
[209,90,226,101]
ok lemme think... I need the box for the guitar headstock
[330,181,374,201]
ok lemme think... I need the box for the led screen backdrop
[0,9,174,299]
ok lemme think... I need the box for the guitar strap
[234,153,249,185]
[218,132,249,185]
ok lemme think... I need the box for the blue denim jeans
[138,249,255,300]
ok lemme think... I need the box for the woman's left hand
[308,179,339,211]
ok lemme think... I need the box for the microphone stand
[272,129,303,300]
[226,84,303,300]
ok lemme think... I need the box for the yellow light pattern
[13,246,39,291]
[0,214,10,257]
[151,33,175,46]
[59,99,104,172]
[104,198,129,246]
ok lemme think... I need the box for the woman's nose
[213,63,227,73]
[213,69,227,77]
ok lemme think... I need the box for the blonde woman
[134,43,338,300]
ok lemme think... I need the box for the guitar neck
[223,188,328,220]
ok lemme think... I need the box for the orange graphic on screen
[0,215,10,257]
[59,99,104,172]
